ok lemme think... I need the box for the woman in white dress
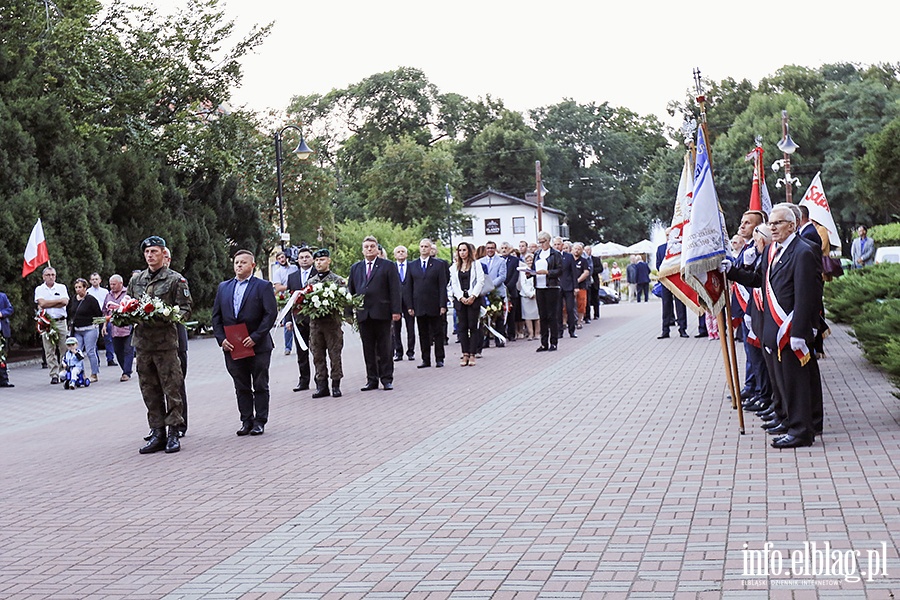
[518,253,539,340]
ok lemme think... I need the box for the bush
[869,223,900,247]
[851,299,900,383]
[824,263,900,323]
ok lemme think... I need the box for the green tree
[856,116,900,221]
[330,219,428,275]
[361,137,462,237]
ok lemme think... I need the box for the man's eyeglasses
[769,220,791,227]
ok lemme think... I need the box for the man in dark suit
[212,250,278,436]
[406,238,449,368]
[0,290,14,387]
[726,205,822,449]
[555,238,578,339]
[285,247,316,392]
[348,235,402,391]
[392,245,416,362]
[655,240,687,339]
[500,242,521,341]
[730,211,767,408]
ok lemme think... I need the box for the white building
[457,190,566,248]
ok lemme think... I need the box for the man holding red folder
[212,250,278,436]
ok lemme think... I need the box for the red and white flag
[681,126,728,315]
[658,152,702,313]
[22,219,50,277]
[799,172,841,252]
[744,146,773,216]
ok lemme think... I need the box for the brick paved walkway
[1,301,899,599]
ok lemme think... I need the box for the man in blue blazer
[480,241,507,348]
[212,250,278,436]
[0,290,14,387]
[348,236,402,390]
[406,238,449,368]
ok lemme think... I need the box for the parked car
[598,285,620,304]
[874,246,900,264]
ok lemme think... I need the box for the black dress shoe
[417,362,431,369]
[679,331,689,338]
[695,333,708,338]
[165,428,181,453]
[569,332,578,338]
[107,361,118,367]
[236,422,253,436]
[761,419,783,430]
[495,342,505,348]
[739,388,754,400]
[657,334,670,339]
[293,381,310,392]
[536,346,549,352]
[407,355,415,361]
[393,355,403,362]
[382,382,393,390]
[311,387,331,398]
[140,429,166,454]
[250,424,264,435]
[766,423,789,435]
[771,434,813,449]
[744,400,768,412]
[548,345,558,351]
[0,382,14,388]
[436,361,444,367]
[758,409,777,421]
[361,383,378,391]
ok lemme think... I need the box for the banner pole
[721,277,745,433]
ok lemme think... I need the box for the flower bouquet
[35,309,60,347]
[480,290,505,322]
[275,289,292,310]
[94,294,184,328]
[297,280,363,327]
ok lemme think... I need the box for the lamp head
[292,138,313,160]
[777,133,799,155]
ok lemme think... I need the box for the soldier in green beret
[128,236,192,454]
[308,248,345,398]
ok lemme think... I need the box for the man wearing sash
[725,205,822,449]
[732,210,768,412]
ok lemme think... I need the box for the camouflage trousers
[310,317,343,386]
[136,350,185,429]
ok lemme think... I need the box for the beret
[141,235,167,251]
[313,248,330,258]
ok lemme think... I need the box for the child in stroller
[62,336,91,389]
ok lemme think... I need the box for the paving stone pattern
[1,301,898,599]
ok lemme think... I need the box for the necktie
[302,269,308,286]
[399,262,405,282]
[488,257,493,270]
[422,260,427,271]
[366,262,373,279]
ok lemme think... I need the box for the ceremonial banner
[657,152,703,314]
[22,219,50,277]
[681,126,728,315]
[799,172,841,252]
[744,146,773,215]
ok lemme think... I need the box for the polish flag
[22,219,50,277]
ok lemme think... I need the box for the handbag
[652,282,663,298]
[822,255,843,278]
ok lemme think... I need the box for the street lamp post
[445,183,453,251]
[274,124,313,250]
[771,110,800,203]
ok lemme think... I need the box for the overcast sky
[148,0,897,126]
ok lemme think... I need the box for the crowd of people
[0,214,875,454]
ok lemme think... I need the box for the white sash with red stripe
[764,243,810,365]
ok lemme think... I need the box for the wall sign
[484,218,501,235]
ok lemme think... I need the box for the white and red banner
[744,146,773,216]
[799,172,841,252]
[658,152,702,313]
[681,126,728,315]
[22,219,50,277]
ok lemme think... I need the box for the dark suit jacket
[286,267,318,325]
[503,255,520,298]
[728,235,820,348]
[799,223,823,256]
[0,292,13,339]
[395,261,413,313]
[559,252,577,291]
[634,260,651,284]
[211,276,278,353]
[406,257,448,316]
[656,243,666,272]
[348,256,402,322]
[535,247,563,287]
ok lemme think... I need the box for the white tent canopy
[592,242,629,256]
[625,239,655,255]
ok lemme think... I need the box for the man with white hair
[725,204,822,449]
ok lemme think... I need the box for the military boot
[165,426,181,453]
[311,384,330,398]
[139,428,166,454]
[331,380,342,398]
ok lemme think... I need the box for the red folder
[224,323,255,360]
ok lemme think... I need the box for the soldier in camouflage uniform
[308,249,345,398]
[128,236,192,454]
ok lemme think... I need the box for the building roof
[462,190,566,217]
